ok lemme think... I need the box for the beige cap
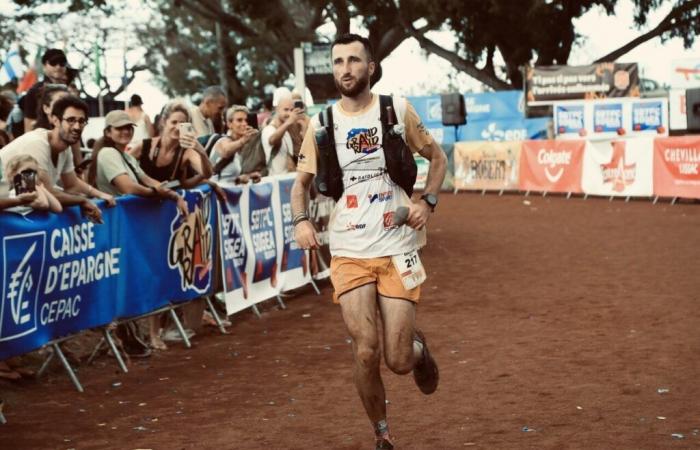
[104,110,135,129]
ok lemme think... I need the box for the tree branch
[177,0,259,38]
[595,0,700,62]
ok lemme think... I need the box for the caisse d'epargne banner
[526,63,640,104]
[653,136,700,199]
[581,137,654,197]
[519,140,585,194]
[453,141,521,191]
[0,187,215,361]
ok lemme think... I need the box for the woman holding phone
[129,100,213,188]
[90,109,189,352]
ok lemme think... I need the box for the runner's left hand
[407,200,431,229]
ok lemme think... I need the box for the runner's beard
[335,71,370,98]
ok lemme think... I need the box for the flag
[17,47,41,93]
[0,43,25,85]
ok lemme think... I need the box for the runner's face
[332,42,374,98]
[107,125,134,148]
[229,111,248,136]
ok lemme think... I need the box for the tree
[0,1,148,98]
[394,0,700,90]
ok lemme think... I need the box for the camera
[294,100,305,110]
[246,112,259,130]
[13,169,37,194]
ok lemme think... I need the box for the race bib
[391,250,426,290]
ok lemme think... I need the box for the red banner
[653,136,700,199]
[519,140,585,193]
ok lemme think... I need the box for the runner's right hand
[294,220,320,250]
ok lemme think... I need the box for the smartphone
[178,122,195,137]
[246,112,259,130]
[293,100,305,110]
[13,169,37,194]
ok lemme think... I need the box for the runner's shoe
[413,329,439,394]
[375,436,394,449]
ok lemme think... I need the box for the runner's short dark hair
[51,95,89,118]
[332,33,374,62]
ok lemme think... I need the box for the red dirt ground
[2,193,700,449]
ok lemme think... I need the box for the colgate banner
[453,141,521,191]
[519,140,584,193]
[653,136,700,199]
[581,137,654,197]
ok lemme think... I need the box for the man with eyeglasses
[1,95,115,222]
[18,49,78,134]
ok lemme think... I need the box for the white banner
[218,175,312,315]
[670,58,700,89]
[669,89,688,131]
[581,137,654,197]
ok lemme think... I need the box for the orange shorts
[330,256,421,304]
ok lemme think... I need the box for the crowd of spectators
[0,48,309,371]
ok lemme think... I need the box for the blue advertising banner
[277,175,310,290]
[555,104,585,134]
[219,185,249,306]
[632,100,663,131]
[408,90,524,126]
[458,118,550,142]
[593,103,623,133]
[0,187,215,360]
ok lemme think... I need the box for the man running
[291,33,447,449]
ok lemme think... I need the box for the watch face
[422,193,437,209]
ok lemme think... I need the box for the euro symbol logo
[7,242,36,325]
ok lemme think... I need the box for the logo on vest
[1,232,46,341]
[600,141,636,192]
[347,127,380,154]
[346,195,358,208]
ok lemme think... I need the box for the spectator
[261,88,300,175]
[0,95,115,222]
[126,94,155,146]
[289,91,311,162]
[209,105,262,182]
[18,49,78,133]
[90,110,187,351]
[129,100,213,188]
[1,154,62,212]
[32,84,84,169]
[190,86,227,138]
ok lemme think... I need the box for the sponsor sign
[670,58,700,89]
[653,136,700,199]
[0,187,215,360]
[593,103,623,133]
[632,100,663,131]
[581,137,654,197]
[413,155,430,190]
[245,182,279,301]
[555,105,585,135]
[519,140,585,193]
[554,98,668,140]
[277,175,311,290]
[459,118,550,142]
[408,90,524,125]
[453,141,521,191]
[669,89,688,131]
[526,63,640,104]
[218,184,250,314]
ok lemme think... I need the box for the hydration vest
[313,95,417,202]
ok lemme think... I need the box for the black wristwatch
[420,193,438,212]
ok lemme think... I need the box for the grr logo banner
[1,232,46,341]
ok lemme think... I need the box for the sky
[2,0,700,118]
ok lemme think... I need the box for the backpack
[314,95,417,202]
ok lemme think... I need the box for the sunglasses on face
[48,58,67,67]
